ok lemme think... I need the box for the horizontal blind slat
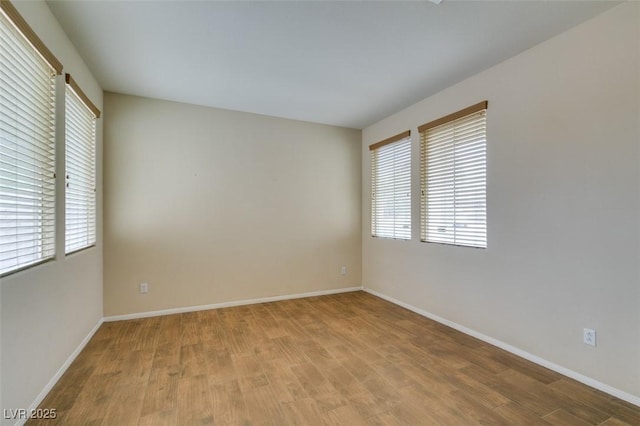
[420,107,487,248]
[65,85,96,254]
[0,11,56,276]
[371,136,411,240]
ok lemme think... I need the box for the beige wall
[0,1,103,422]
[104,94,361,316]
[362,2,640,399]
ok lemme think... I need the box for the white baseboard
[18,318,104,426]
[104,286,364,322]
[363,287,640,408]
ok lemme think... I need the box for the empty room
[0,0,639,424]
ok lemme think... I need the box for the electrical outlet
[583,328,596,346]
[140,282,149,294]
[341,266,347,275]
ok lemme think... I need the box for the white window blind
[65,75,97,254]
[420,102,487,248]
[0,8,57,276]
[370,131,411,240]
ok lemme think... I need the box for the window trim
[418,101,487,133]
[0,0,62,74]
[65,73,101,118]
[369,130,411,152]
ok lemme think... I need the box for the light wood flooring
[30,291,640,425]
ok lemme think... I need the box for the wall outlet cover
[583,328,596,347]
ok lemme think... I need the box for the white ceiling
[47,0,617,129]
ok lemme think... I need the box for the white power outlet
[140,282,149,294]
[583,328,596,346]
[341,266,347,275]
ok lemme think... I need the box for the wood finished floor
[30,291,640,425]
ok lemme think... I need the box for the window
[420,101,487,248]
[370,130,411,240]
[65,74,99,254]
[0,2,62,276]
